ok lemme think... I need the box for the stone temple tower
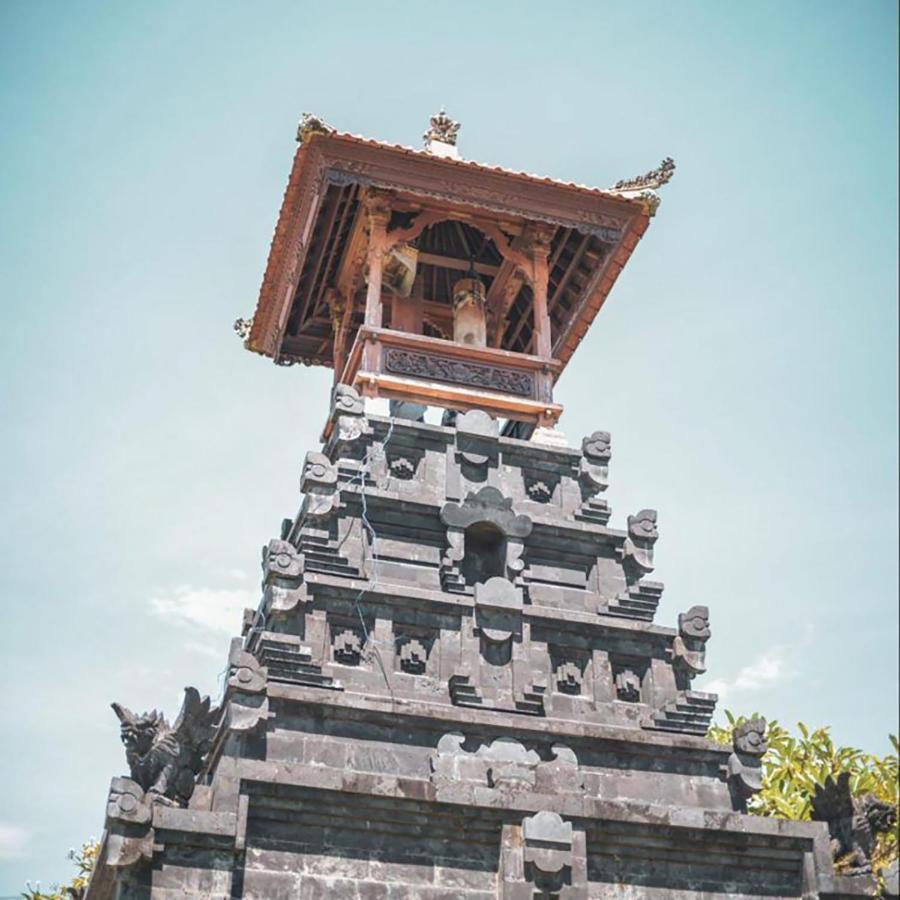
[86,112,883,898]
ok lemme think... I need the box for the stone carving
[441,487,532,589]
[613,157,676,191]
[332,382,365,417]
[296,111,335,143]
[441,486,533,537]
[104,778,154,868]
[107,777,152,827]
[475,577,524,643]
[423,107,460,146]
[225,642,270,733]
[456,408,498,469]
[811,773,897,876]
[726,717,767,812]
[300,451,339,518]
[523,811,574,893]
[333,628,364,665]
[582,430,612,461]
[111,687,220,806]
[623,508,658,574]
[398,637,428,674]
[331,384,368,444]
[387,453,417,479]
[228,644,267,694]
[525,474,554,503]
[384,348,534,397]
[615,668,642,703]
[262,539,304,582]
[430,735,582,800]
[555,661,583,695]
[673,605,711,683]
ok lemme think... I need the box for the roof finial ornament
[424,108,461,159]
[296,112,335,144]
[609,157,676,217]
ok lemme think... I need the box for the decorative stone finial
[296,112,335,144]
[726,717,767,812]
[424,108,461,159]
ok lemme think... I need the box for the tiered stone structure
[86,113,883,898]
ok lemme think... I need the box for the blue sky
[1,0,897,892]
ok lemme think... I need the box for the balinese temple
[86,112,888,898]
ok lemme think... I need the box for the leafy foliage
[709,712,899,876]
[21,841,99,900]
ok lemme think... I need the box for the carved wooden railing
[340,327,562,425]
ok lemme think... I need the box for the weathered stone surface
[88,411,860,898]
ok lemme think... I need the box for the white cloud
[149,585,255,636]
[0,822,30,859]
[701,647,786,700]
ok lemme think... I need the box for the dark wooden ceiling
[280,182,614,366]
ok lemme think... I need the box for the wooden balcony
[339,326,562,426]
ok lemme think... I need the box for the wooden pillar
[531,239,552,360]
[362,193,391,378]
[364,196,390,329]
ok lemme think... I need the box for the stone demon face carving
[114,708,164,759]
[582,431,611,461]
[627,509,658,541]
[679,606,711,641]
[733,717,767,757]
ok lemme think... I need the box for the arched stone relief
[439,486,533,591]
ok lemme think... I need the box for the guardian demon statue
[111,687,220,806]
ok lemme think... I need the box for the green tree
[709,712,898,877]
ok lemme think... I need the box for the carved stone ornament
[263,538,304,583]
[333,628,364,665]
[105,778,154,868]
[430,735,582,801]
[296,112,336,144]
[811,772,897,876]
[441,486,533,538]
[384,348,534,398]
[523,810,574,893]
[580,430,611,498]
[111,687,220,806]
[615,668,642,703]
[474,577,524,642]
[673,605,711,681]
[623,508,659,574]
[398,638,428,674]
[582,430,612,462]
[387,453,417,480]
[456,409,498,468]
[332,383,365,417]
[423,107,461,146]
[726,717,767,813]
[107,776,152,827]
[227,641,267,695]
[300,451,339,518]
[555,661,583,695]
